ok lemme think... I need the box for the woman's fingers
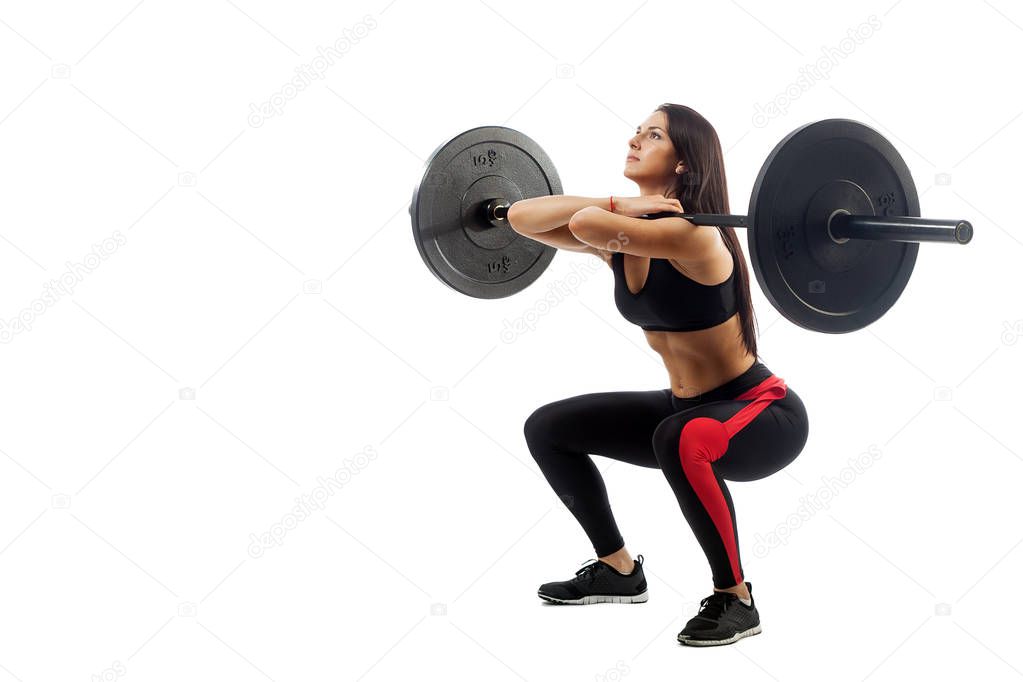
[627,196,684,216]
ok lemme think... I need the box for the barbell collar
[486,199,511,227]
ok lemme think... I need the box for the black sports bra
[611,248,739,332]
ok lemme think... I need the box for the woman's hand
[613,195,684,218]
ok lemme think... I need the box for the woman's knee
[679,418,730,465]
[784,390,810,451]
[523,402,563,450]
[652,414,729,469]
[651,416,683,468]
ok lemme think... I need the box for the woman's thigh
[652,388,809,481]
[524,389,676,469]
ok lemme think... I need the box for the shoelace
[574,559,600,579]
[694,592,734,621]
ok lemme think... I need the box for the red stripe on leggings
[678,375,788,586]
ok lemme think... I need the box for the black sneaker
[677,581,761,646]
[537,554,648,605]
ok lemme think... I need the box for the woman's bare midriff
[644,318,756,399]
[605,230,757,400]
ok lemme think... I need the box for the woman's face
[624,110,681,188]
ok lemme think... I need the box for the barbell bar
[487,195,972,245]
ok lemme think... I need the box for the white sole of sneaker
[677,624,762,646]
[537,590,649,605]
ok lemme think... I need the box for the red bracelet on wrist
[609,195,615,213]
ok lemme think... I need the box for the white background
[1,0,1020,680]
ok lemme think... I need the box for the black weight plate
[748,119,920,333]
[410,126,560,299]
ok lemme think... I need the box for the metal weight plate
[747,119,920,333]
[410,126,561,299]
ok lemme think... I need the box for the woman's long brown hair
[655,103,759,360]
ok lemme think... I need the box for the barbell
[409,119,972,333]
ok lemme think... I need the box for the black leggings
[523,361,809,589]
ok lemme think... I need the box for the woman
[507,104,810,647]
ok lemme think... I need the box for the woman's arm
[514,224,594,252]
[510,224,611,271]
[507,195,611,234]
[508,196,612,261]
[567,205,716,261]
